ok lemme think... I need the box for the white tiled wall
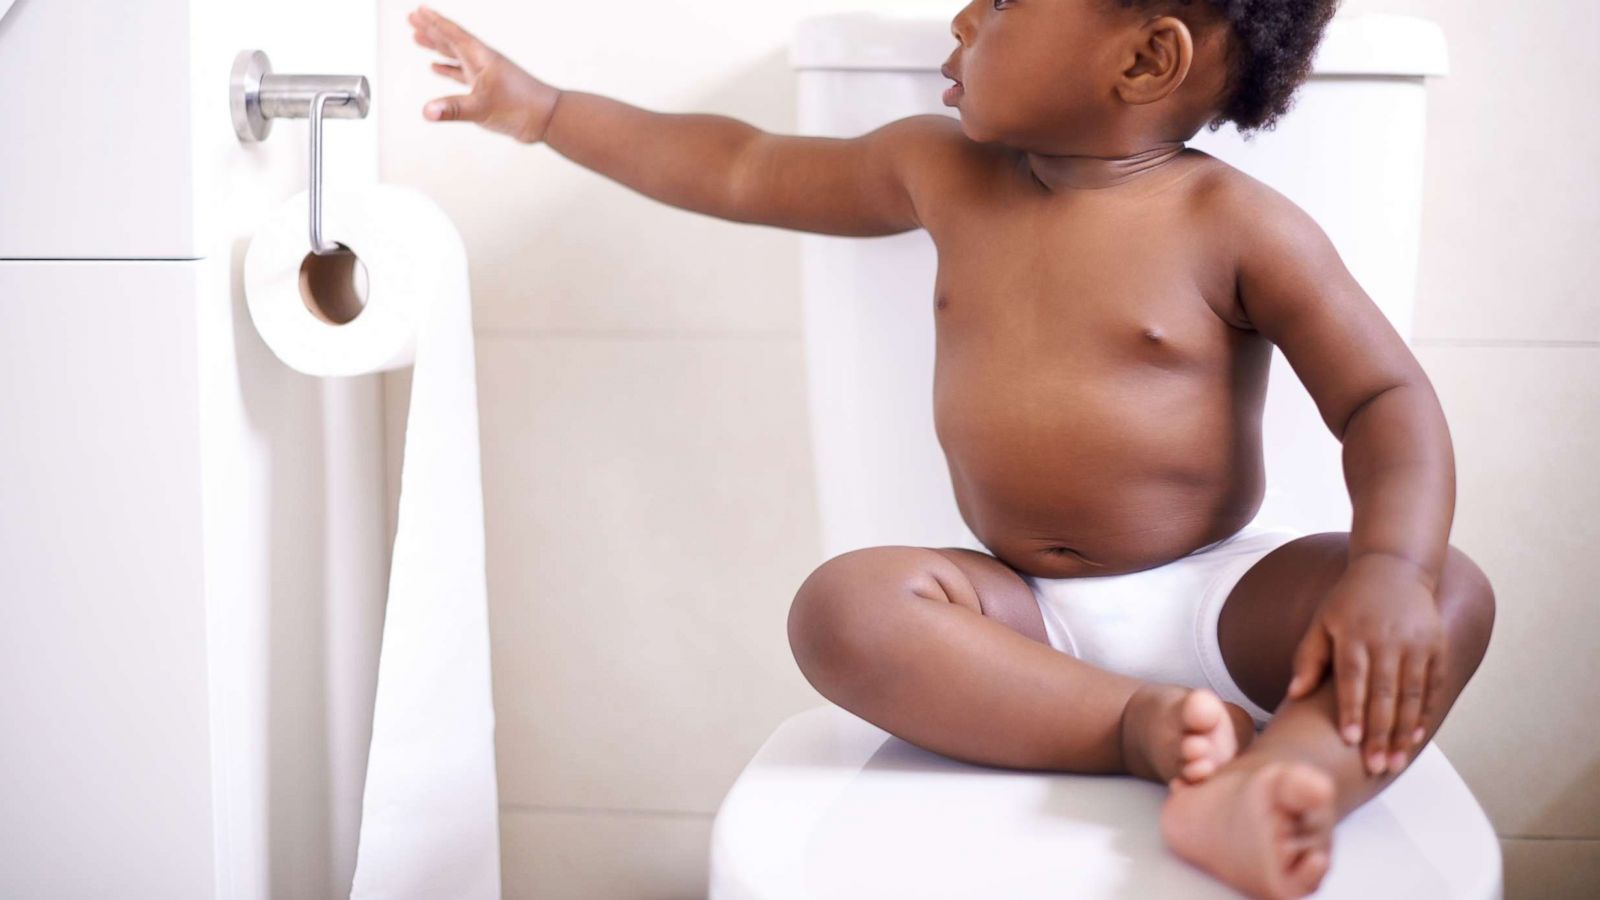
[377,1,1600,896]
[1376,0,1600,891]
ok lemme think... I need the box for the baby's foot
[1160,757,1338,900]
[1120,684,1255,785]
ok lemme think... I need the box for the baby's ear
[1114,15,1194,106]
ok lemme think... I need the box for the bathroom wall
[1354,1,1600,895]
[375,0,1600,897]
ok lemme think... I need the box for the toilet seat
[710,705,1501,899]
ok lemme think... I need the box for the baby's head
[944,0,1339,149]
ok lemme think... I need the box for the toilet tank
[790,13,1448,558]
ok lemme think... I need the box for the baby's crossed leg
[1157,532,1495,897]
[787,538,1495,899]
[786,545,1255,785]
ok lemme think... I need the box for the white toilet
[710,12,1501,899]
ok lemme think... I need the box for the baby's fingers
[424,92,486,123]
[408,10,452,55]
[1416,642,1451,744]
[1389,651,1429,766]
[417,5,494,69]
[431,61,468,84]
[1286,624,1331,700]
[1363,648,1401,775]
[1334,641,1368,746]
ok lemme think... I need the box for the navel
[1142,327,1163,342]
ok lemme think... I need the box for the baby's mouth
[940,62,965,105]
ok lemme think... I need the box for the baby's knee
[787,546,969,685]
[1438,544,1496,671]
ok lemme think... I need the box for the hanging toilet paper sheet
[244,184,501,899]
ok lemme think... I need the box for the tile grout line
[1497,834,1600,842]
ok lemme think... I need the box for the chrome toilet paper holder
[230,50,371,256]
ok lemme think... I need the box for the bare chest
[929,244,1241,384]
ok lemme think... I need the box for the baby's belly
[934,362,1266,579]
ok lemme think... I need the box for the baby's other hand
[408,5,561,144]
[1283,553,1447,777]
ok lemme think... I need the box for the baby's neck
[1024,140,1187,192]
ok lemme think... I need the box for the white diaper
[1019,517,1304,729]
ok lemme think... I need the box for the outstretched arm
[408,5,945,236]
[544,96,940,236]
[1217,173,1456,776]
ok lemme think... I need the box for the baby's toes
[1180,688,1227,734]
[1176,689,1239,782]
[1180,732,1214,761]
[1179,732,1225,782]
[1272,762,1337,819]
[1285,847,1331,896]
[1181,756,1219,782]
[1272,764,1338,885]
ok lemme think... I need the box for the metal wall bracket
[230,50,372,255]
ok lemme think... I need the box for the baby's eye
[992,0,1010,8]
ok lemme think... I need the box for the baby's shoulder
[1174,153,1349,328]
[1181,153,1302,227]
[1181,153,1333,269]
[874,115,1031,226]
[883,114,1012,184]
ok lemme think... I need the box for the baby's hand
[1284,554,1448,776]
[407,5,561,144]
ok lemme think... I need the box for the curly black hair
[1111,0,1341,135]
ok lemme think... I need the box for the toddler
[408,3,1496,897]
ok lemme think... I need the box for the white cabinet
[0,260,214,898]
[0,0,382,895]
[0,1,199,258]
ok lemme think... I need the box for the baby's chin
[950,110,1000,145]
[949,106,1064,150]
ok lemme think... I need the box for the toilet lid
[710,706,1501,900]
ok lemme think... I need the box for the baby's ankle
[1118,683,1187,782]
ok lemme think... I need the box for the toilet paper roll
[244,184,502,899]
